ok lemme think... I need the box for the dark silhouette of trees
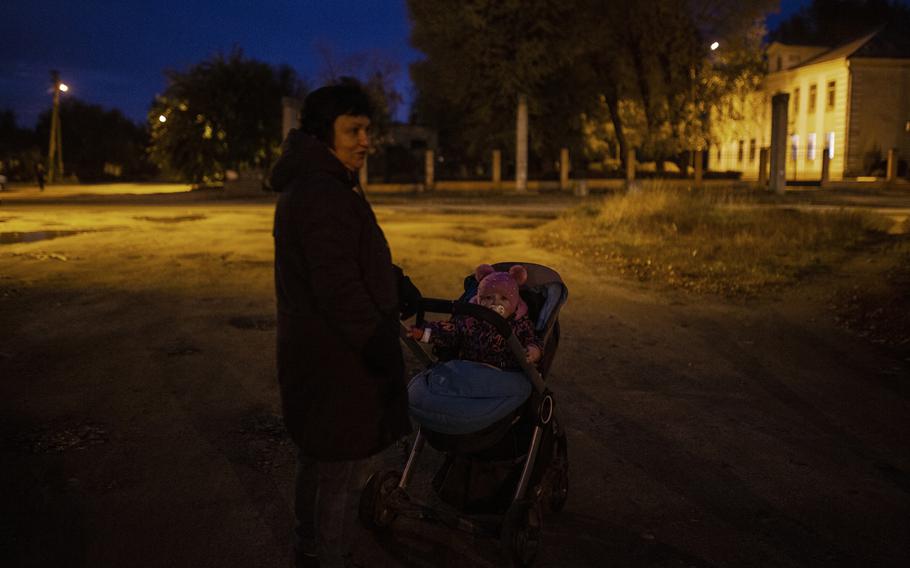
[0,110,40,182]
[148,49,306,184]
[33,99,153,182]
[407,0,776,173]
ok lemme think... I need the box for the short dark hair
[299,81,373,145]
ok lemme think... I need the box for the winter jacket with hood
[271,129,411,460]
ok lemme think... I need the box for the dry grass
[533,182,892,297]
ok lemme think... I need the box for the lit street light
[59,83,69,92]
[158,115,167,123]
[710,41,720,51]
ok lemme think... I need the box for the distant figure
[35,163,45,191]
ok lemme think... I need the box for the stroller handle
[417,298,513,340]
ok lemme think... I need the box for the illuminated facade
[712,30,910,181]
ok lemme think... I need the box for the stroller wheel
[359,470,401,530]
[547,431,569,513]
[500,499,542,567]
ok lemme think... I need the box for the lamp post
[47,70,68,183]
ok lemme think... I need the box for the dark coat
[271,129,411,460]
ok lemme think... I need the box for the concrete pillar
[821,149,831,187]
[560,148,570,191]
[424,149,435,190]
[358,155,368,189]
[886,148,898,182]
[769,93,790,194]
[516,94,528,192]
[694,149,704,189]
[758,147,770,186]
[625,148,636,191]
[492,149,502,189]
[281,96,302,141]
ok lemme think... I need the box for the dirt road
[1,190,908,567]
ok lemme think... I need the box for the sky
[1,0,814,129]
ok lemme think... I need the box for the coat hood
[268,129,354,192]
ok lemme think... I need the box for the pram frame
[360,263,568,566]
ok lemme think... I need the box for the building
[712,27,910,181]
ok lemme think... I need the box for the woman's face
[479,291,515,318]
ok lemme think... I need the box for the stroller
[359,262,569,566]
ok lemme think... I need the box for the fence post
[492,149,502,190]
[516,94,528,192]
[886,148,898,183]
[359,155,368,190]
[560,148,570,191]
[625,148,636,191]
[769,92,790,194]
[424,149,435,191]
[758,147,769,186]
[694,149,704,189]
[820,149,830,187]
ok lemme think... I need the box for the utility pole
[47,70,66,183]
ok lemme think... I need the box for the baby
[409,264,542,369]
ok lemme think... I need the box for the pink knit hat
[471,264,529,319]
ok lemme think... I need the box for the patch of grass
[533,183,891,297]
[833,250,910,352]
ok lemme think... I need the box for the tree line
[2,0,905,185]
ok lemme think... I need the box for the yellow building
[712,29,910,181]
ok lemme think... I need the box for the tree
[573,0,775,170]
[408,0,578,170]
[407,0,777,173]
[34,99,153,182]
[0,110,41,181]
[148,49,306,184]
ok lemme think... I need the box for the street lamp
[158,114,167,123]
[47,70,68,183]
[710,41,720,51]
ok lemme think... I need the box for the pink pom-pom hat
[470,264,529,319]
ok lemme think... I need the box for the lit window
[807,133,817,161]
[826,132,835,159]
[790,135,799,161]
[808,84,817,113]
[826,81,836,110]
[749,139,756,162]
[793,87,800,115]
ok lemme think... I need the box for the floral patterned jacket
[419,313,541,370]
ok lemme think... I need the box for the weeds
[533,183,891,297]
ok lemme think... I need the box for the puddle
[0,230,91,245]
[133,214,206,223]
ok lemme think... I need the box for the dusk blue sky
[2,0,813,128]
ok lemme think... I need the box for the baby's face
[479,292,515,318]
